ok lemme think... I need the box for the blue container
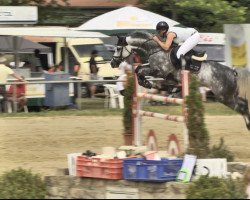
[44,72,70,107]
[123,158,183,182]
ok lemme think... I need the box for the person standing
[0,54,25,112]
[89,50,99,98]
[116,61,132,96]
[25,49,43,72]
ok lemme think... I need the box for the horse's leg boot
[138,77,152,89]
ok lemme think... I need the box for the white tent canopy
[74,6,181,35]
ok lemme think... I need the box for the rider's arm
[153,32,176,51]
[11,73,25,82]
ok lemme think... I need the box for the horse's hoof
[247,123,250,131]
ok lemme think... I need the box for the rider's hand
[152,36,159,42]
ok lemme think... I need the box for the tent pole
[13,36,20,69]
[64,37,69,73]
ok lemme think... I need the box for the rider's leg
[176,31,200,59]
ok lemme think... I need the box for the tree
[175,0,246,32]
[186,75,210,158]
[139,0,247,32]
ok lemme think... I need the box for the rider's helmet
[156,21,169,32]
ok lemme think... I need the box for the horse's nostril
[111,60,117,68]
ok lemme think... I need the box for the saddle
[170,45,207,73]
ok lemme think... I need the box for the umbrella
[74,5,181,35]
[0,36,51,53]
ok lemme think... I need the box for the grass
[143,101,237,116]
[0,98,238,117]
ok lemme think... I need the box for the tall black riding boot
[180,54,186,69]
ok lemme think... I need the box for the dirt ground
[0,115,250,177]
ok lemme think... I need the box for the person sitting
[152,21,200,68]
[47,64,63,73]
[7,76,27,112]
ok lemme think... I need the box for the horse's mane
[129,30,153,40]
[127,30,163,58]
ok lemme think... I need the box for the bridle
[112,45,133,62]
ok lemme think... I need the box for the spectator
[47,64,63,73]
[0,54,24,112]
[34,49,44,72]
[116,61,132,96]
[26,49,44,72]
[7,76,27,112]
[89,50,99,98]
[72,62,81,107]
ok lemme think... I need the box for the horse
[110,30,250,131]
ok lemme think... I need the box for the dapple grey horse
[110,30,250,131]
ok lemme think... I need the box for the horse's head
[111,36,133,68]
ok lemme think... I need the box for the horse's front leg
[134,64,158,89]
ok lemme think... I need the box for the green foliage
[139,0,247,32]
[209,137,234,162]
[123,74,134,133]
[175,0,246,32]
[186,175,247,199]
[186,75,210,158]
[0,168,47,199]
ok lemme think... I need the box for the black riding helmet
[156,21,169,32]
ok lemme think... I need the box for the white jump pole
[133,73,142,146]
[133,69,190,150]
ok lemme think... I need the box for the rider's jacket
[156,27,198,45]
[168,27,198,44]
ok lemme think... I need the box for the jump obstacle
[132,70,190,152]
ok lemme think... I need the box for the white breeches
[176,31,200,59]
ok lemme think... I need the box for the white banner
[0,6,37,24]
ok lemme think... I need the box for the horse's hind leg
[224,97,250,130]
[235,97,250,130]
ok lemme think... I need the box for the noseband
[112,45,133,62]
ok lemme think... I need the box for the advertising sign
[0,6,37,24]
[224,24,250,70]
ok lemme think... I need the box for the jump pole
[132,70,190,151]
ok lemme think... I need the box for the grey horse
[110,30,250,131]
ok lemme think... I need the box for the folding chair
[103,84,124,109]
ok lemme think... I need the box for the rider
[152,21,200,68]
